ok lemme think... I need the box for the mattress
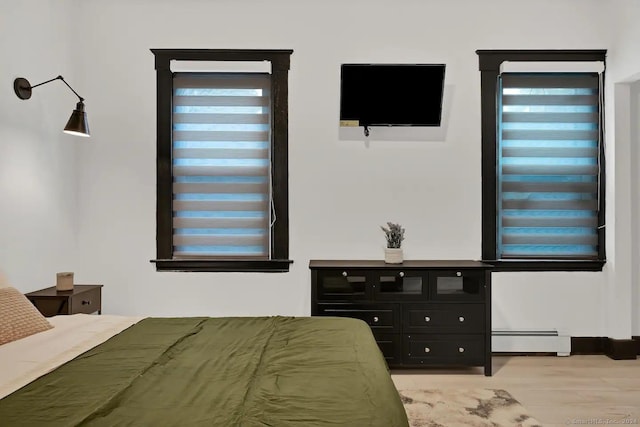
[0,314,142,400]
[0,316,409,426]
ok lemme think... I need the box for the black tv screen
[340,64,446,127]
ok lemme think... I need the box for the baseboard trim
[571,337,637,360]
[606,338,637,360]
[632,336,640,356]
[490,352,557,357]
[571,337,606,355]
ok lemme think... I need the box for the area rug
[399,388,543,427]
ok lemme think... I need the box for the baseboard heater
[492,329,571,356]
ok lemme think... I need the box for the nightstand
[25,284,103,317]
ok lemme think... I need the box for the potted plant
[381,222,405,264]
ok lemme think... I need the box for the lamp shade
[63,101,90,137]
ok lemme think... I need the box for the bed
[0,309,409,426]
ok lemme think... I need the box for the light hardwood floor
[391,355,640,426]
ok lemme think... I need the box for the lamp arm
[58,76,84,102]
[24,75,84,102]
[28,76,63,89]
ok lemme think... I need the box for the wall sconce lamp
[13,75,90,137]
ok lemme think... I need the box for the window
[151,49,293,272]
[477,50,606,271]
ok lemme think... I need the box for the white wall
[632,82,640,336]
[3,0,638,338]
[0,1,79,292]
[607,0,640,336]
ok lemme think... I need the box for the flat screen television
[339,64,446,128]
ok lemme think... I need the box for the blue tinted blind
[172,73,271,258]
[498,73,601,259]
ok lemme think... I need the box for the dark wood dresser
[310,260,492,375]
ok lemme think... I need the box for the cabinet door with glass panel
[373,270,429,301]
[428,270,486,301]
[315,269,371,301]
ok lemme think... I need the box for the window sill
[150,259,293,272]
[484,259,606,272]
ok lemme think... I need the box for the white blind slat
[502,94,598,106]
[502,234,598,245]
[502,130,598,141]
[501,164,598,175]
[174,250,267,258]
[502,216,598,227]
[501,73,599,88]
[173,96,269,107]
[173,234,266,246]
[173,165,268,177]
[173,130,269,141]
[173,182,268,194]
[502,146,598,158]
[174,73,271,88]
[174,113,269,125]
[173,200,268,212]
[174,217,267,229]
[502,181,596,193]
[174,148,268,160]
[502,199,598,211]
[502,112,597,123]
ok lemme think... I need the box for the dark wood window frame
[150,49,293,272]
[477,50,607,272]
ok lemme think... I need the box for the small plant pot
[384,248,403,264]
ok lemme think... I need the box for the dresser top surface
[309,260,493,269]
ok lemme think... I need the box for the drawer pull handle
[373,316,379,323]
[456,271,462,277]
[424,316,431,322]
[82,300,91,305]
[424,347,430,353]
[459,347,465,353]
[459,316,465,322]
[342,271,348,277]
[399,272,404,278]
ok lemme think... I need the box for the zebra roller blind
[498,72,601,259]
[172,73,271,259]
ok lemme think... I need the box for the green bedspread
[0,316,409,426]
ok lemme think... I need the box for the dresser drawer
[70,286,102,314]
[404,334,484,365]
[316,303,400,332]
[403,303,485,333]
[372,333,402,366]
